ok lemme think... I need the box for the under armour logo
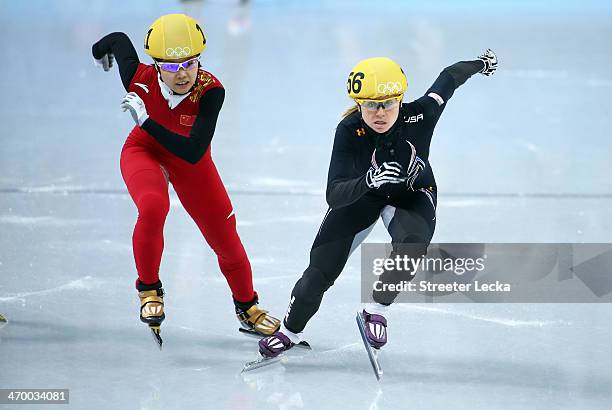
[356,127,365,137]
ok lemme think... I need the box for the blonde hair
[342,104,359,118]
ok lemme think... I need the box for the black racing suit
[284,59,485,333]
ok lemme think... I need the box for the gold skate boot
[235,294,280,337]
[138,288,165,349]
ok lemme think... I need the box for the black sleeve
[426,60,485,103]
[92,32,140,91]
[140,87,225,165]
[325,125,371,209]
[411,59,485,126]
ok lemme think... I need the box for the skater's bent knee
[295,266,336,296]
[136,192,170,221]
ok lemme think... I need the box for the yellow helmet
[144,14,206,60]
[347,57,407,103]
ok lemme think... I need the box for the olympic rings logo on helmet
[377,82,403,95]
[165,46,192,58]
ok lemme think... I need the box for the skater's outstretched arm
[92,32,140,90]
[416,49,498,123]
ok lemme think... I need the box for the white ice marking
[0,215,56,224]
[0,215,94,226]
[393,305,571,327]
[0,276,102,303]
[441,199,496,208]
[19,184,87,193]
[250,177,312,188]
[224,184,325,196]
[317,343,361,354]
[248,257,277,266]
[177,326,208,334]
[46,239,131,253]
[91,239,130,252]
[237,214,321,227]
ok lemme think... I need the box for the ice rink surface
[1,0,612,409]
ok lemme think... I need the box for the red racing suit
[120,64,254,303]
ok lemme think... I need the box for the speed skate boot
[235,293,281,337]
[242,325,312,372]
[356,309,386,380]
[137,281,165,349]
[362,310,387,349]
[241,330,295,373]
[258,331,294,358]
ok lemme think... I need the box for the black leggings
[284,189,437,333]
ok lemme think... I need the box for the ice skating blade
[241,341,312,373]
[356,311,383,380]
[241,354,282,373]
[150,326,163,350]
